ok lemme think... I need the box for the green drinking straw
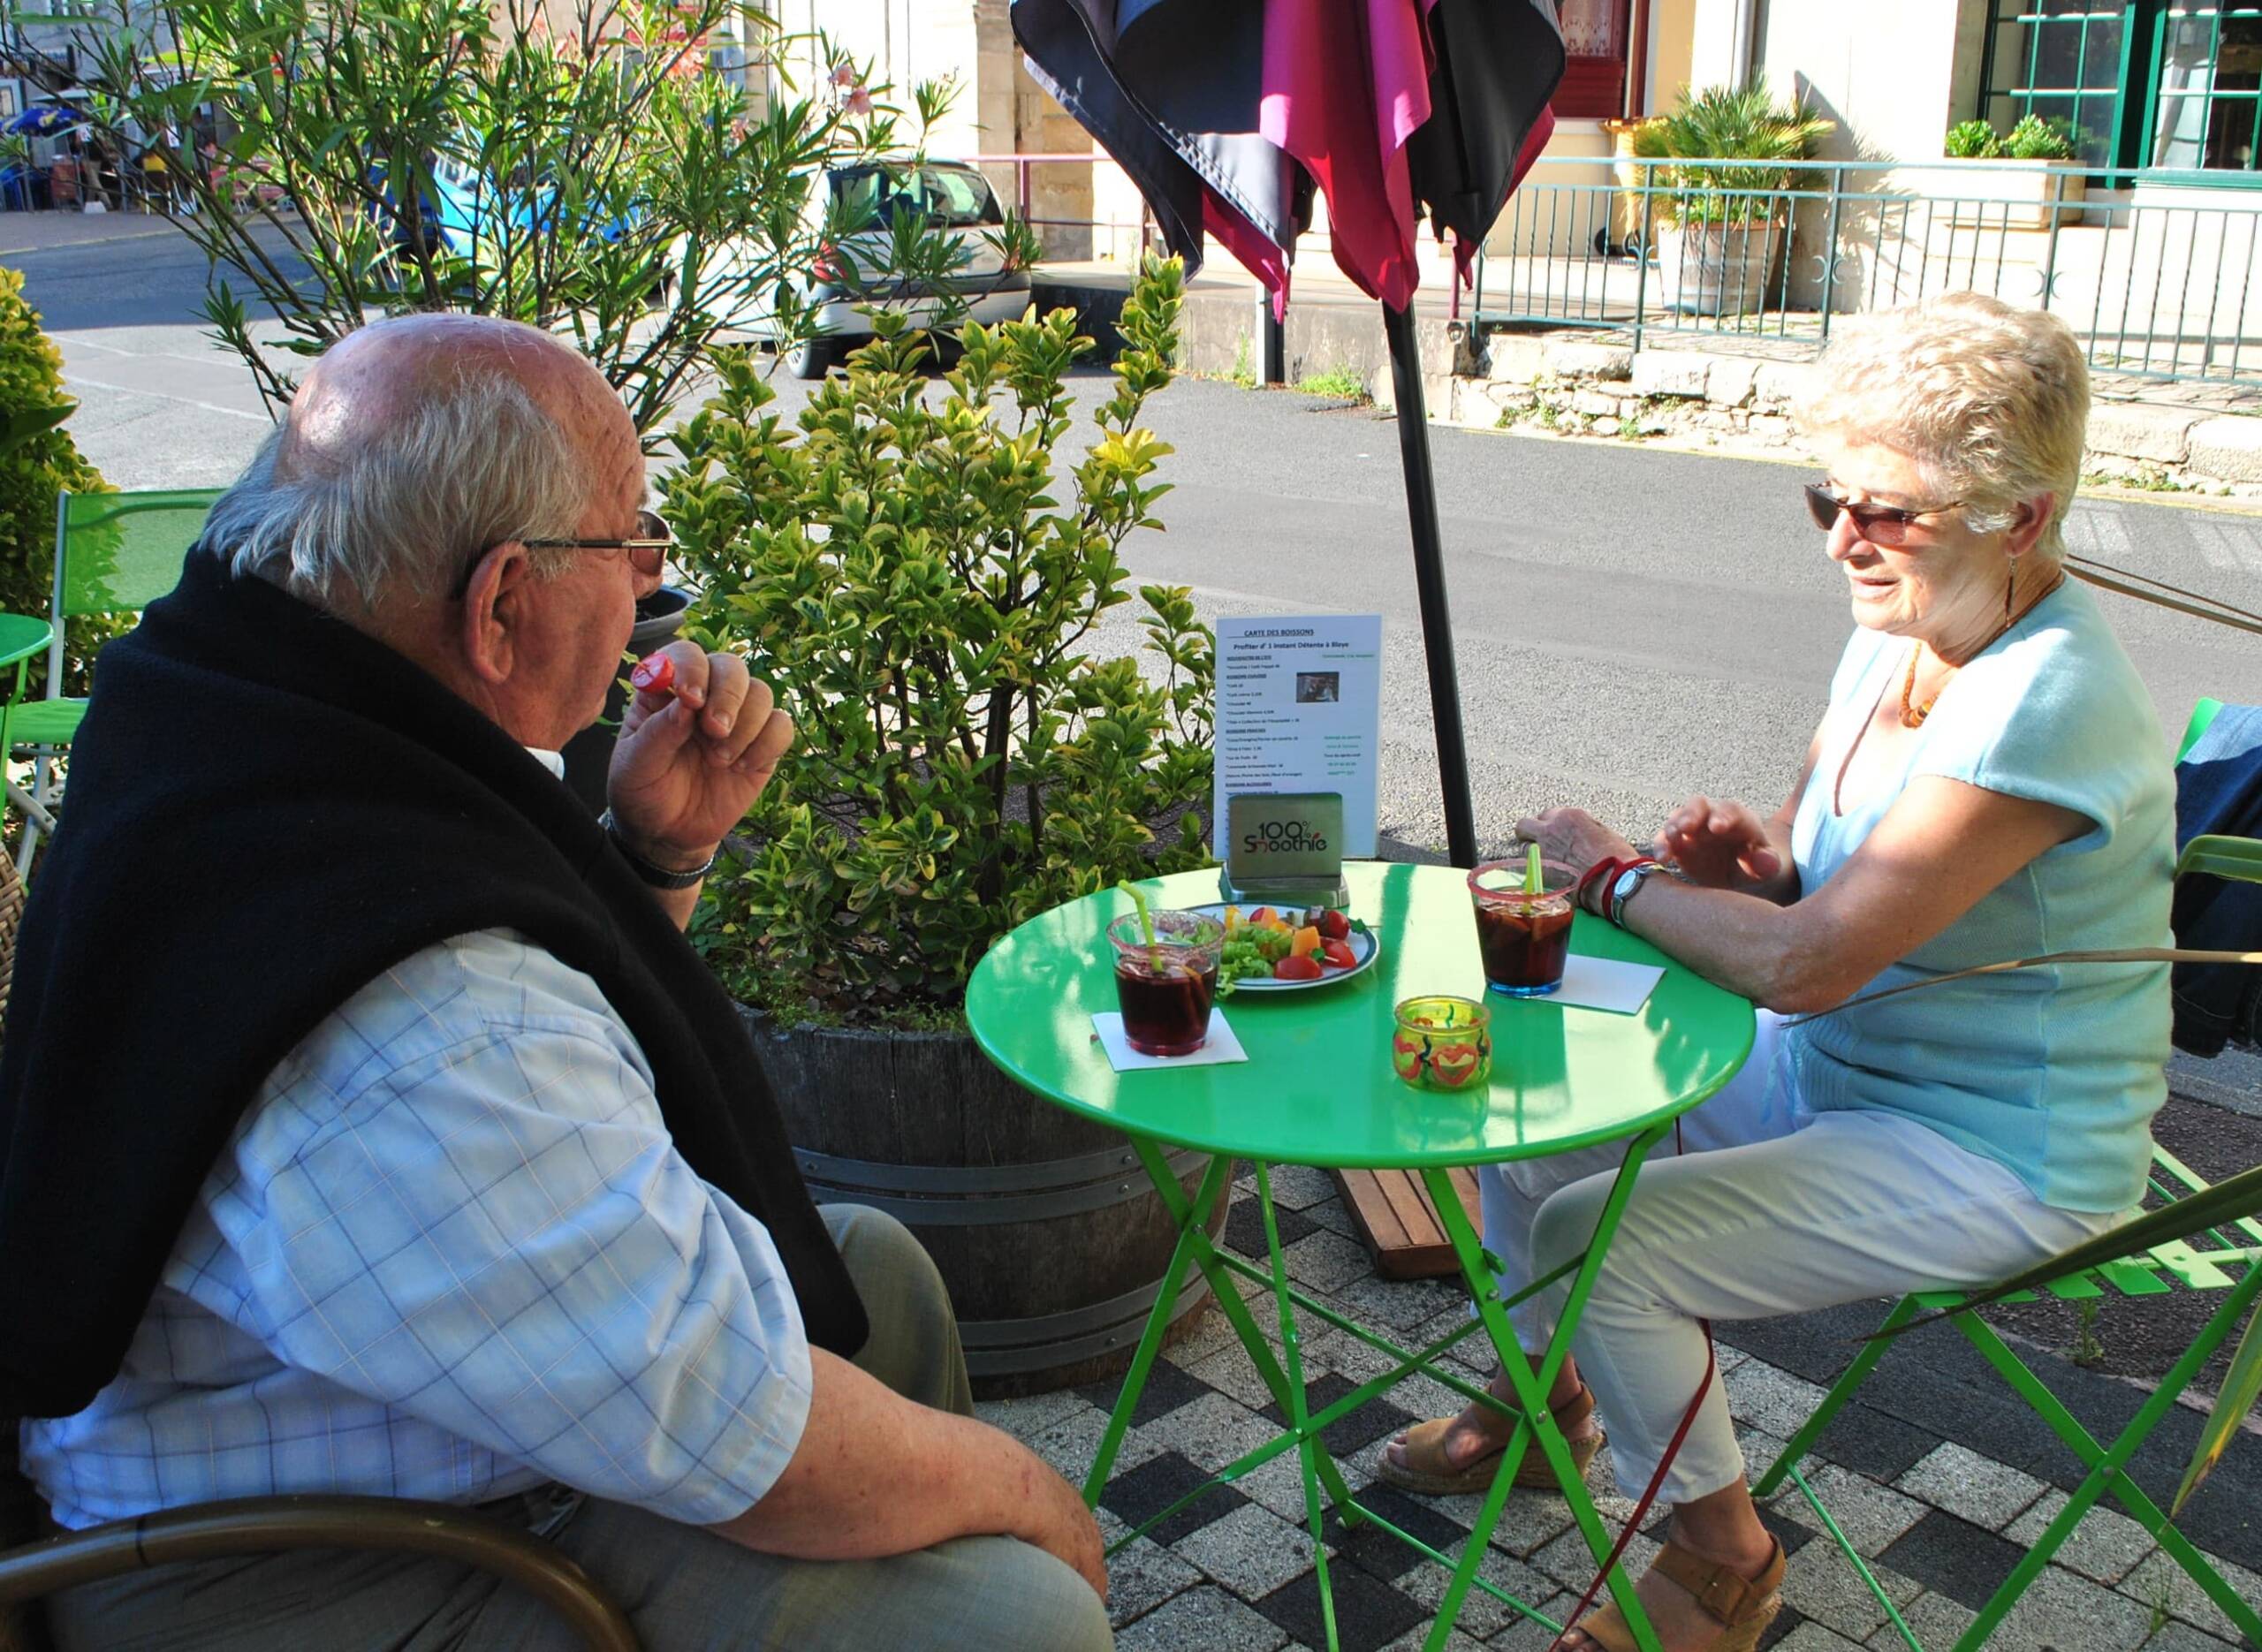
[1524,841,1544,896]
[1116,880,1162,970]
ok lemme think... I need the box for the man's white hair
[196,331,590,609]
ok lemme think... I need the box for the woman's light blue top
[1784,579,2175,1213]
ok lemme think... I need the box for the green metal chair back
[0,615,54,779]
[2176,696,2223,764]
[51,486,223,623]
[1755,699,2262,1652]
[12,489,223,876]
[35,487,222,711]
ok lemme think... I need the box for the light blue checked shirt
[20,927,815,1531]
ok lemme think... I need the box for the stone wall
[1451,329,2262,497]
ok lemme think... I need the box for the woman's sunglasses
[1803,482,1965,547]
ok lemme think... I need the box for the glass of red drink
[1107,910,1225,1056]
[1468,859,1576,997]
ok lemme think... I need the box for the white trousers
[1478,1012,2124,1504]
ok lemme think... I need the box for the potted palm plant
[1634,81,1831,316]
[663,259,1222,1395]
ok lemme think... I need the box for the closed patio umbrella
[1013,0,1565,866]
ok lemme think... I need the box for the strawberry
[1272,954,1323,981]
[1320,937,1357,969]
[1317,908,1351,941]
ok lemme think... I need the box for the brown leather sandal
[1373,1383,1605,1496]
[1560,1534,1786,1652]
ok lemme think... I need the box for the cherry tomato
[1320,937,1357,969]
[630,653,676,693]
[1317,908,1351,941]
[1272,954,1323,981]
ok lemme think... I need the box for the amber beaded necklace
[1833,566,2066,816]
[1898,567,2067,730]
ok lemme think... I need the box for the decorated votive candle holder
[1392,995,1493,1092]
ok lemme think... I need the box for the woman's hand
[1514,807,1639,880]
[1653,794,1783,892]
[606,641,794,869]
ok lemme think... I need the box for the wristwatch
[599,808,718,890]
[1606,860,1670,926]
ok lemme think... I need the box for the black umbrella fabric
[1013,0,1566,865]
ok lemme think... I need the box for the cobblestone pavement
[983,1166,2261,1651]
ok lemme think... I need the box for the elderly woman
[1378,293,2174,1652]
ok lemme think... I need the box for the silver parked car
[675,158,1033,378]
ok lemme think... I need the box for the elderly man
[0,315,1111,1650]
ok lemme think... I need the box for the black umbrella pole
[1382,301,1479,868]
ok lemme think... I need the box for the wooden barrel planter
[740,1009,1225,1397]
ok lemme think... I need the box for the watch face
[1613,868,1644,900]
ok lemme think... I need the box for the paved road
[15,216,2262,858]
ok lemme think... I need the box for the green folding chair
[1755,696,2262,1650]
[13,488,223,873]
[0,614,58,845]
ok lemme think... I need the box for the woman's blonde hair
[1795,292,2089,557]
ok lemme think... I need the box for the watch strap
[1608,859,1669,926]
[598,808,718,890]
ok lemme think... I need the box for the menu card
[1212,615,1383,859]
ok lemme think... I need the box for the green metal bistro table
[967,862,1755,1651]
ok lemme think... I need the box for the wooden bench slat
[1332,1168,1486,1281]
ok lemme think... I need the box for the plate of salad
[1194,903,1381,995]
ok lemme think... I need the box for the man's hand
[713,1351,1108,1604]
[605,641,793,869]
[1652,794,1783,891]
[1007,1442,1110,1603]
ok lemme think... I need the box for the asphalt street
[14,216,2262,861]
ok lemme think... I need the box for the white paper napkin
[1548,954,1666,1015]
[1091,1009,1249,1071]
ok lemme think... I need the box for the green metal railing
[1471,155,2262,385]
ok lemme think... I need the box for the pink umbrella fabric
[1258,0,1553,313]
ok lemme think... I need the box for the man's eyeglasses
[454,511,671,599]
[524,509,672,579]
[1803,482,1965,547]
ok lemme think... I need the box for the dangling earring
[2003,557,2015,624]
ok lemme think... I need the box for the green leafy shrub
[0,269,111,698]
[1632,81,1831,227]
[1945,119,2003,159]
[665,256,1214,1024]
[2004,114,2078,162]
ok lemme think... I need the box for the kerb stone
[1630,351,1712,398]
[2185,414,2262,482]
[1750,360,1812,412]
[1542,337,1634,380]
[2086,401,2195,465]
[1706,357,1758,407]
[1481,332,1549,384]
